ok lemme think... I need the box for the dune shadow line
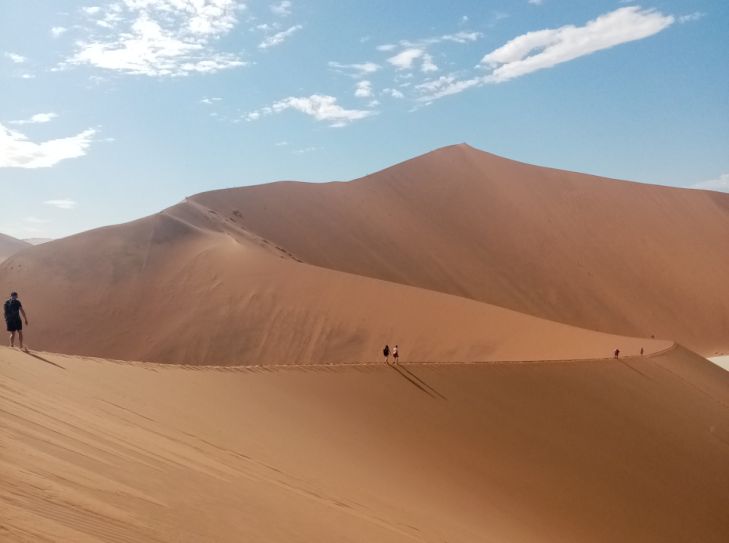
[24,351,66,370]
[390,364,447,400]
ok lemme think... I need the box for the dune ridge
[0,233,30,263]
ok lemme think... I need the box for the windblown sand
[2,346,728,542]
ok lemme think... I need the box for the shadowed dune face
[0,233,30,263]
[1,346,728,542]
[190,144,729,355]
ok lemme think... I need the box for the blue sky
[1,0,727,240]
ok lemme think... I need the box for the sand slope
[2,346,728,542]
[0,201,668,365]
[0,233,30,263]
[189,144,729,355]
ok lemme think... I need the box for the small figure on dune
[640,347,644,356]
[383,344,390,364]
[614,348,620,360]
[392,345,399,365]
[4,292,29,351]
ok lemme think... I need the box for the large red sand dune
[189,144,729,356]
[2,346,728,542]
[0,200,668,365]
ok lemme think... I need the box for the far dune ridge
[0,233,30,263]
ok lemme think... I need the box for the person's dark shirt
[4,299,21,321]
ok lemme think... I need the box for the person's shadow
[24,351,66,370]
[389,364,446,400]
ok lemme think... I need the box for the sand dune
[0,233,30,263]
[2,346,728,542]
[0,202,668,365]
[189,144,729,355]
[1,144,724,364]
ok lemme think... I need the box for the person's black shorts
[6,318,22,332]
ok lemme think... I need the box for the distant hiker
[383,344,390,364]
[614,348,620,360]
[640,347,644,356]
[392,345,399,364]
[4,292,28,351]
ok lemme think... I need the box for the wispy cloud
[270,1,292,17]
[678,12,705,24]
[354,80,373,98]
[528,0,544,6]
[382,88,405,99]
[9,113,58,126]
[51,26,68,38]
[691,173,729,193]
[0,124,95,169]
[44,198,78,209]
[246,95,376,127]
[481,7,674,83]
[328,61,380,78]
[4,52,27,64]
[258,24,302,49]
[67,0,247,77]
[200,97,222,105]
[387,48,424,70]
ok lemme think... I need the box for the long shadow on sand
[389,364,447,400]
[24,351,66,370]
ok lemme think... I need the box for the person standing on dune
[392,345,399,365]
[383,344,390,364]
[4,292,28,351]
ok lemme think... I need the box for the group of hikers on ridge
[4,291,29,351]
[383,344,399,364]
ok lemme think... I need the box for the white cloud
[328,61,380,78]
[200,96,222,105]
[247,95,375,127]
[481,7,674,83]
[0,124,95,169]
[528,0,544,5]
[293,146,321,154]
[258,24,302,49]
[5,52,27,64]
[68,0,247,77]
[421,53,438,72]
[691,173,729,193]
[382,88,404,99]
[678,12,705,24]
[44,199,78,209]
[24,216,51,224]
[10,113,59,126]
[270,1,292,17]
[51,26,68,38]
[416,75,481,101]
[387,48,424,70]
[354,80,373,98]
[82,6,102,15]
[20,74,36,80]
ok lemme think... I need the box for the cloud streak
[10,113,58,125]
[0,123,95,169]
[247,95,375,127]
[481,6,674,83]
[258,24,302,49]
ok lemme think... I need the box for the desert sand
[1,145,728,542]
[0,233,29,263]
[1,145,727,364]
[1,345,728,542]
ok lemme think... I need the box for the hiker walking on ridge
[614,348,620,360]
[383,344,390,364]
[392,345,399,365]
[4,292,28,351]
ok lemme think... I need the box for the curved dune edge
[1,345,728,543]
[0,203,672,366]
